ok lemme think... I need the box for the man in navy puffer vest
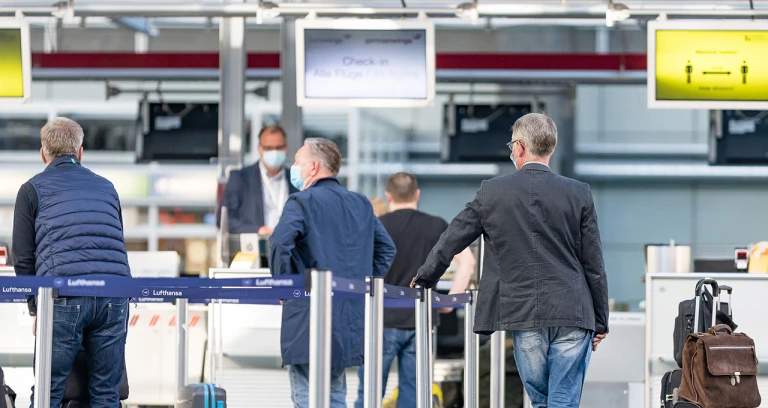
[12,117,131,408]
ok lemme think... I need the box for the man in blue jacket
[270,138,396,408]
[12,117,131,408]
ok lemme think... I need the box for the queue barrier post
[309,269,333,408]
[176,298,189,391]
[33,287,54,408]
[463,289,479,408]
[364,276,384,408]
[415,286,433,408]
[490,330,506,408]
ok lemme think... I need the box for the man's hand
[592,333,606,351]
[409,277,417,288]
[437,307,454,314]
[32,316,36,337]
[258,226,274,236]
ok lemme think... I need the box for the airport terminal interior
[1,0,768,407]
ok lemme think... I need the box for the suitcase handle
[719,285,732,294]
[709,324,733,335]
[695,278,719,296]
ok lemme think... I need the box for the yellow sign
[0,27,24,98]
[655,30,768,101]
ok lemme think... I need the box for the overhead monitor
[0,19,31,104]
[295,18,435,108]
[648,20,768,109]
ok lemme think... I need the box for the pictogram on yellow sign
[655,29,768,101]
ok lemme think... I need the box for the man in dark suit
[220,126,298,235]
[413,113,609,408]
[270,138,396,408]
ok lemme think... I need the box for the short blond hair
[41,117,83,161]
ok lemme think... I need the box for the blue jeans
[287,364,347,408]
[354,328,417,408]
[511,327,593,408]
[31,297,129,408]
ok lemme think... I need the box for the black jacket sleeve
[12,182,38,315]
[414,184,485,288]
[580,187,610,334]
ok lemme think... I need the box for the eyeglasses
[507,140,523,152]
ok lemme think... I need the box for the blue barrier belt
[331,276,369,294]
[383,284,421,299]
[432,292,472,308]
[0,275,304,290]
[0,276,471,306]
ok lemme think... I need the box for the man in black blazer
[219,126,299,235]
[413,113,609,408]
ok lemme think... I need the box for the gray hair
[41,117,83,161]
[511,113,558,158]
[304,137,341,175]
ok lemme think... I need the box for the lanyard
[260,165,288,213]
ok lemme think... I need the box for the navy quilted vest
[29,156,131,277]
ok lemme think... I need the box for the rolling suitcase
[662,279,727,408]
[673,280,736,368]
[176,383,226,408]
[660,369,682,408]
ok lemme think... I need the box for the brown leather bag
[679,324,761,408]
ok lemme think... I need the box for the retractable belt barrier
[0,272,477,408]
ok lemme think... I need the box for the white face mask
[261,150,286,168]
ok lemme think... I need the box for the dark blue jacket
[270,177,396,368]
[26,156,130,277]
[219,163,298,234]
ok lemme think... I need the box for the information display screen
[0,19,31,103]
[648,21,768,109]
[296,19,435,107]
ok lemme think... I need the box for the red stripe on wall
[32,52,647,71]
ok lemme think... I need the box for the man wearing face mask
[219,126,298,235]
[413,113,609,408]
[270,138,396,408]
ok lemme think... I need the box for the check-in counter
[645,273,768,408]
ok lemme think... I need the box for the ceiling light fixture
[606,2,630,28]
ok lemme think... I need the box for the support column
[218,2,246,180]
[281,17,303,159]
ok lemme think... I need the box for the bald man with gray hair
[413,113,609,408]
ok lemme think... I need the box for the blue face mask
[510,152,517,169]
[262,150,286,169]
[290,164,306,190]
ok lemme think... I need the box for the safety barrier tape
[0,275,304,290]
[0,276,471,306]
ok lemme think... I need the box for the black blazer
[219,163,297,234]
[415,163,609,334]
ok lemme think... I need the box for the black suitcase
[672,280,737,367]
[0,367,16,408]
[176,383,227,408]
[61,348,129,407]
[660,369,683,408]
